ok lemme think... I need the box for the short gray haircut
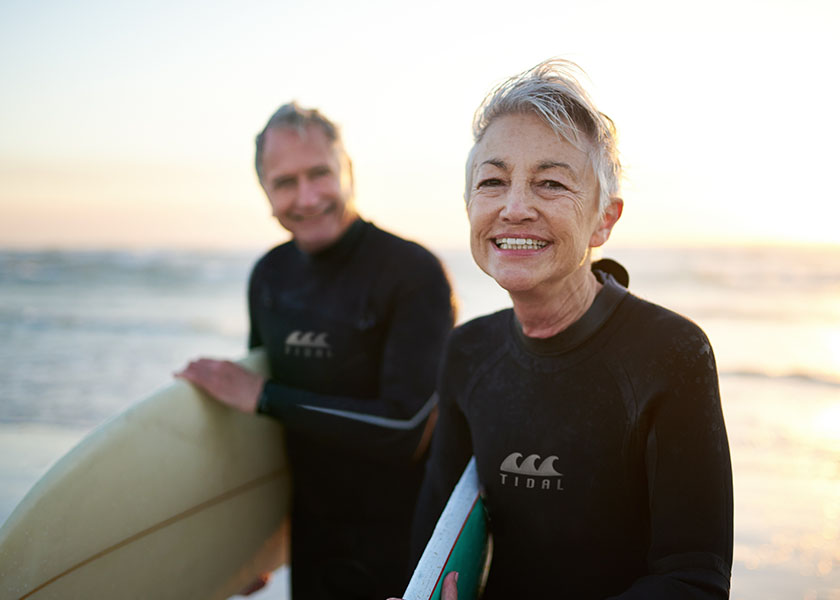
[465,59,621,214]
[254,102,347,181]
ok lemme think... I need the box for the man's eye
[477,178,504,188]
[309,166,331,179]
[274,178,296,190]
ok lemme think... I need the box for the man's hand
[387,570,458,600]
[175,358,265,413]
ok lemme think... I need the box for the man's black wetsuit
[250,219,454,600]
[413,266,733,599]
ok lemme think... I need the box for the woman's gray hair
[465,59,621,214]
[254,102,346,181]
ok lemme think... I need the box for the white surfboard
[403,458,491,600]
[0,349,290,600]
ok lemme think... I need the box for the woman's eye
[477,178,504,188]
[539,179,568,190]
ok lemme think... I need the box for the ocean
[1,244,838,599]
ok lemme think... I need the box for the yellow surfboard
[0,350,289,600]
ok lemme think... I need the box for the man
[178,103,455,599]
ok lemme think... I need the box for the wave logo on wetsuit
[284,331,333,358]
[499,452,565,492]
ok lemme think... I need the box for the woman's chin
[491,273,539,295]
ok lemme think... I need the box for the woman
[403,60,733,599]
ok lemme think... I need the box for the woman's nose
[500,184,537,222]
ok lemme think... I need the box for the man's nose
[296,178,320,207]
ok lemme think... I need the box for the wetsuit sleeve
[409,336,474,562]
[611,328,733,599]
[255,253,455,463]
[247,264,264,350]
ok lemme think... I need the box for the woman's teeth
[495,237,547,250]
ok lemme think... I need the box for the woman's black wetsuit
[413,267,733,599]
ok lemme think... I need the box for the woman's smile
[467,112,606,297]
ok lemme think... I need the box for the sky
[1,0,838,251]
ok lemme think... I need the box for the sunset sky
[1,0,837,251]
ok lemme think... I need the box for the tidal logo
[285,331,332,358]
[499,452,565,491]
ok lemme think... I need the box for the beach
[1,244,838,599]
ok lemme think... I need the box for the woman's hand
[386,570,458,600]
[441,571,459,600]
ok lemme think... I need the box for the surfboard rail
[0,349,290,600]
[403,457,491,600]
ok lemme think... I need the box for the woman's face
[467,112,620,296]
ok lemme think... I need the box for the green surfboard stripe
[431,496,488,600]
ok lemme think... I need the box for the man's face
[259,124,357,253]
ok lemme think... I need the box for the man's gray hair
[466,59,621,214]
[254,102,345,181]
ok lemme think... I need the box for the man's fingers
[174,359,262,413]
[176,359,228,383]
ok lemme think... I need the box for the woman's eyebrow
[535,161,579,182]
[479,158,507,170]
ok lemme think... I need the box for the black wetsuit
[250,219,455,600]
[413,267,733,599]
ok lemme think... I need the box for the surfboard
[0,349,290,600]
[403,457,491,600]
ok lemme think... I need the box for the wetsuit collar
[512,269,628,355]
[300,217,367,263]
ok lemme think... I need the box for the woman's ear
[590,198,623,248]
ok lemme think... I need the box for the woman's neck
[510,268,602,339]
